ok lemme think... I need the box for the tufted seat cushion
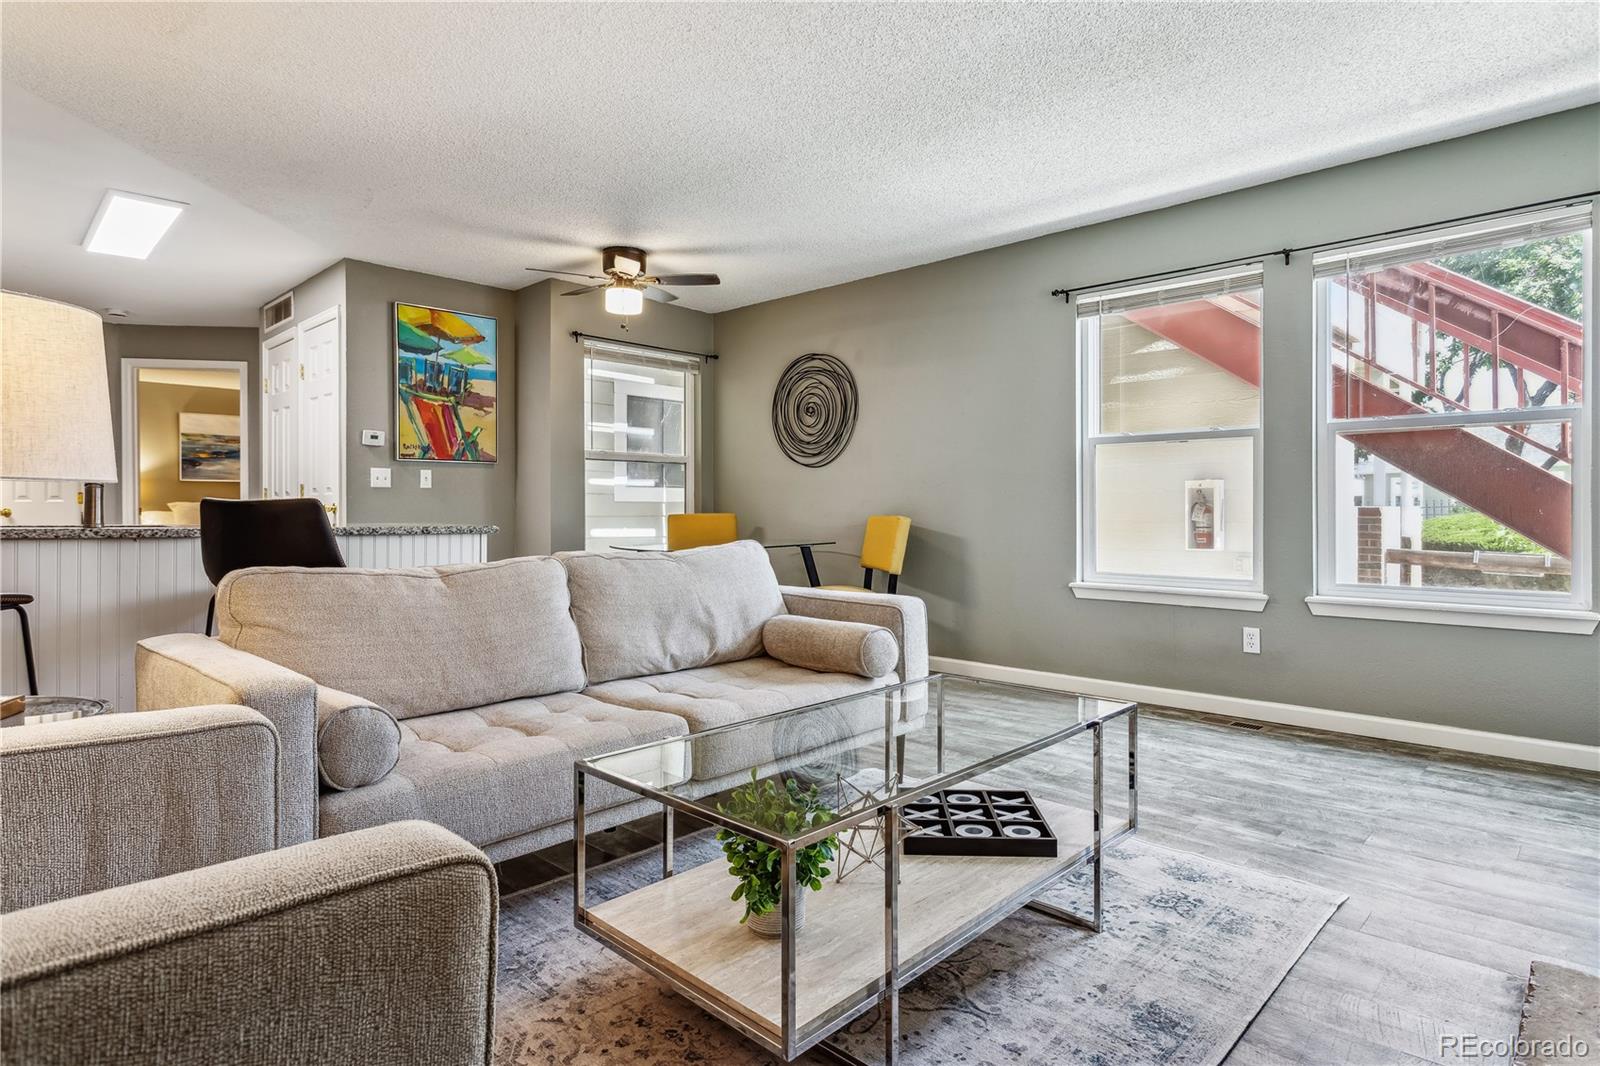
[582,657,900,780]
[317,692,687,847]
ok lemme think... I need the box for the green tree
[1423,234,1583,467]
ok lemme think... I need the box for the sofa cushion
[316,687,402,792]
[217,558,586,719]
[316,693,687,847]
[558,541,787,684]
[763,615,898,679]
[583,657,897,779]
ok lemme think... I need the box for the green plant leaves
[715,769,841,922]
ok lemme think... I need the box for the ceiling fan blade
[649,273,720,286]
[561,285,602,296]
[527,267,608,281]
[643,286,679,304]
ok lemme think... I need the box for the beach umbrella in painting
[397,305,485,346]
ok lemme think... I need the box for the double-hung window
[582,339,699,551]
[1073,266,1266,610]
[1310,203,1595,632]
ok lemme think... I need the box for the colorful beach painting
[394,302,497,463]
[177,412,242,481]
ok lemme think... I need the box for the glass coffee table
[574,674,1138,1065]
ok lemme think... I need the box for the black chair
[199,499,346,635]
[2,594,39,695]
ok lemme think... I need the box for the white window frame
[1072,265,1268,612]
[1307,204,1597,634]
[581,339,701,536]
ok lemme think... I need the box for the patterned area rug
[1515,960,1599,1066]
[494,835,1344,1065]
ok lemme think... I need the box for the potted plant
[717,770,838,938]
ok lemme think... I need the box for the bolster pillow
[762,615,899,679]
[315,686,402,791]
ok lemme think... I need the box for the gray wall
[342,261,518,558]
[102,323,260,522]
[514,279,716,556]
[713,104,1600,745]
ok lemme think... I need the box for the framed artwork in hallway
[394,302,498,463]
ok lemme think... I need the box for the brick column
[1357,507,1383,584]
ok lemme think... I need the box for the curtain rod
[1050,190,1599,302]
[570,331,717,360]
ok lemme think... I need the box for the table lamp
[1,291,119,526]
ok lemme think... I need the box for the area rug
[1515,960,1599,1066]
[494,834,1344,1065]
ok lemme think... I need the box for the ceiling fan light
[605,285,644,316]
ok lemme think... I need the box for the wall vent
[261,292,294,334]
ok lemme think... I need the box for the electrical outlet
[419,469,432,489]
[369,467,391,488]
[1242,626,1261,655]
[360,429,385,447]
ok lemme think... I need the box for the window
[582,341,699,551]
[1074,267,1266,609]
[1311,204,1594,631]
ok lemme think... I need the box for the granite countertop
[0,523,499,540]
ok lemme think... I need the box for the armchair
[0,707,497,1066]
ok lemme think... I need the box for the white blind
[1075,265,1264,317]
[580,336,703,374]
[1313,202,1592,278]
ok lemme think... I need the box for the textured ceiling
[3,2,1597,323]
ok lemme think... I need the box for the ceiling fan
[526,246,720,316]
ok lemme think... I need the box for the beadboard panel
[1,532,487,709]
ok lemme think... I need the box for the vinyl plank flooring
[506,695,1599,1066]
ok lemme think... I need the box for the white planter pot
[746,888,807,939]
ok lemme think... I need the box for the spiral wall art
[771,353,858,468]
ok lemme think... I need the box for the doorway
[118,359,250,525]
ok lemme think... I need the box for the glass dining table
[607,538,836,586]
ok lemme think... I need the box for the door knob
[0,508,11,518]
[325,503,338,516]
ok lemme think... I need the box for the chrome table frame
[573,675,1139,1066]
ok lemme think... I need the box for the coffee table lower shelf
[579,798,1093,1060]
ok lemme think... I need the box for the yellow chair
[666,512,738,551]
[821,515,911,593]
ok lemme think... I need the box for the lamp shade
[1,291,118,482]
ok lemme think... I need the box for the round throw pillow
[317,700,402,791]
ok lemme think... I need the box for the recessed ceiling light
[83,190,186,259]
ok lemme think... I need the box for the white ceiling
[3,2,1597,324]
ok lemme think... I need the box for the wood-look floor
[498,704,1600,1066]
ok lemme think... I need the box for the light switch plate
[361,429,385,447]
[419,469,432,489]
[370,467,392,488]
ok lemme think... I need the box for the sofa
[136,540,928,862]
[0,706,496,1066]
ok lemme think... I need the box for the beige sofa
[0,707,496,1066]
[136,540,928,862]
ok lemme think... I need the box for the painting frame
[393,301,498,465]
[177,412,242,482]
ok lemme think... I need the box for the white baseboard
[929,656,1600,773]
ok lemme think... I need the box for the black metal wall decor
[771,353,858,468]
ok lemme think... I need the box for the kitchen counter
[0,522,499,539]
[1,523,493,708]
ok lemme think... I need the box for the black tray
[901,788,1058,858]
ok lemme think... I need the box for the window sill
[1071,581,1268,612]
[1304,595,1600,635]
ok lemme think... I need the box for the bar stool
[2,594,39,696]
[199,499,346,635]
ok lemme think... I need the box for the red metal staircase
[1123,265,1579,557]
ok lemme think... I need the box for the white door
[298,309,342,523]
[0,479,81,524]
[262,329,299,500]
